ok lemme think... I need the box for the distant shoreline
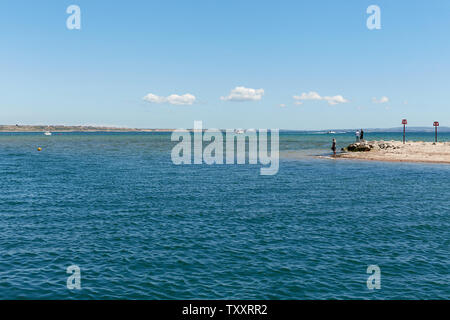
[1,125,450,133]
[0,125,174,133]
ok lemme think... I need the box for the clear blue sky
[1,0,449,129]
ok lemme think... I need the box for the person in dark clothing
[360,129,364,141]
[331,138,337,156]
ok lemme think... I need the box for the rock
[347,142,372,152]
[344,140,408,152]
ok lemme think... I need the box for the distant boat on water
[44,126,52,136]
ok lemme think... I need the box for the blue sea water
[0,131,449,299]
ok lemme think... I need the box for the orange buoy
[37,147,42,151]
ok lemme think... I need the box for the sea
[0,131,448,299]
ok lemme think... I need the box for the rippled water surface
[0,132,449,299]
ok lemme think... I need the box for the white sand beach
[336,140,450,164]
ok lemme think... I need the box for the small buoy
[37,147,42,151]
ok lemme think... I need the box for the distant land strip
[1,125,449,133]
[0,125,174,132]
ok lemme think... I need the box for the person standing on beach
[355,130,360,142]
[331,138,337,156]
[360,129,364,141]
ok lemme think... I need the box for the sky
[1,0,449,130]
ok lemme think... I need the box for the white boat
[44,126,52,136]
[235,129,245,134]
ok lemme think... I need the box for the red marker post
[402,119,407,144]
[434,121,439,142]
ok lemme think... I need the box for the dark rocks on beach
[344,140,400,152]
[346,142,372,152]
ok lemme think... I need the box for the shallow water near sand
[0,131,449,299]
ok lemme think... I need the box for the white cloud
[293,91,322,101]
[220,86,264,101]
[278,104,286,108]
[324,95,348,105]
[293,91,349,106]
[143,93,166,104]
[143,93,196,105]
[166,94,196,105]
[372,96,389,104]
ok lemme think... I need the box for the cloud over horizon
[143,93,196,105]
[372,96,389,104]
[293,91,349,106]
[220,86,264,102]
